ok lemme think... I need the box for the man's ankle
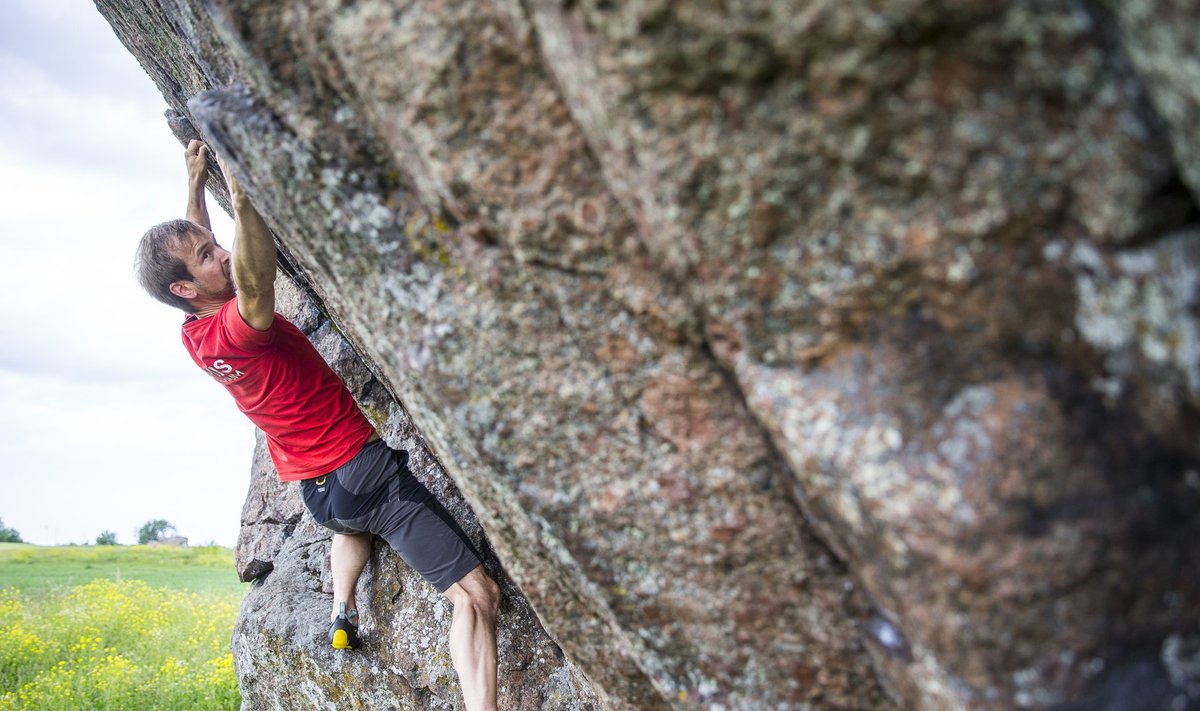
[331,601,359,623]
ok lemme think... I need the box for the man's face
[175,230,235,305]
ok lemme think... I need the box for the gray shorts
[300,439,482,592]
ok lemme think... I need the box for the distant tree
[0,518,23,543]
[136,519,175,544]
[96,530,119,546]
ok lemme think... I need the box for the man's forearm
[217,153,277,330]
[184,140,212,230]
[231,185,276,301]
[187,180,211,231]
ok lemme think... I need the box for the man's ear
[168,280,196,301]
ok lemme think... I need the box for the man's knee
[448,566,499,617]
[466,572,500,618]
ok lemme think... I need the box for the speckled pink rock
[97,1,1200,709]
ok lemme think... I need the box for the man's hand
[186,139,209,189]
[185,140,212,231]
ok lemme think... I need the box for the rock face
[233,276,598,710]
[96,1,1200,710]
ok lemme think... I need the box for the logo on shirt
[205,359,246,384]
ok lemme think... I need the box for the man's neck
[191,298,230,319]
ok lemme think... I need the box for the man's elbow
[236,277,275,302]
[233,262,276,292]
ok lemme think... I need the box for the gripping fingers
[186,140,210,176]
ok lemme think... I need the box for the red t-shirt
[181,299,375,481]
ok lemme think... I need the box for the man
[135,140,499,711]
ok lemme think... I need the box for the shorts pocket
[302,476,350,533]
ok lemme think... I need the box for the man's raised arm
[222,159,277,331]
[185,140,212,231]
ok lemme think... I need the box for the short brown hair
[134,219,207,313]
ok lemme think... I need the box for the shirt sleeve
[221,298,275,351]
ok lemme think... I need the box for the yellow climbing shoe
[329,603,361,650]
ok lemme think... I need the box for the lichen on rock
[97,0,1200,709]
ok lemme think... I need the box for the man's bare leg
[444,565,499,711]
[331,532,371,620]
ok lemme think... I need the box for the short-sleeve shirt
[182,299,375,481]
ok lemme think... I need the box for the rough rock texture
[1099,0,1200,202]
[97,1,1200,709]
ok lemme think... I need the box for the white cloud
[0,143,233,381]
[0,52,180,177]
[0,367,254,546]
[0,2,250,547]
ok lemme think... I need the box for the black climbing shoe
[329,602,361,650]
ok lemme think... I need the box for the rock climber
[134,139,499,711]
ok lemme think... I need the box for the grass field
[0,545,245,710]
[0,543,243,594]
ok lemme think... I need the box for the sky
[0,0,253,547]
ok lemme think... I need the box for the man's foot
[329,602,361,650]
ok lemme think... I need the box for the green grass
[0,545,244,595]
[0,546,245,710]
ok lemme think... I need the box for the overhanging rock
[98,1,1200,709]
